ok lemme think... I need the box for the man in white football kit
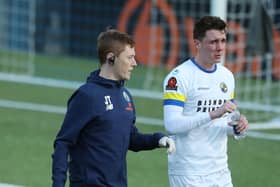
[163,16,249,187]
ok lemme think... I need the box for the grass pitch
[0,53,279,187]
[0,81,280,187]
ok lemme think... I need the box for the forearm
[129,125,164,151]
[164,105,211,134]
[52,141,69,187]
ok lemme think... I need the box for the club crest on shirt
[123,91,133,111]
[220,82,228,93]
[165,77,178,91]
[123,91,130,102]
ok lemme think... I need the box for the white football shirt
[163,58,235,175]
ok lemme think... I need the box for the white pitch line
[0,73,163,99]
[0,99,162,125]
[0,99,65,114]
[0,183,25,187]
[246,131,280,141]
[249,123,280,130]
[0,99,280,140]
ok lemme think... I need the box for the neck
[195,55,216,71]
[99,64,118,80]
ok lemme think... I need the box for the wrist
[209,109,224,119]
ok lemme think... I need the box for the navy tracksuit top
[52,70,164,187]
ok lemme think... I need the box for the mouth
[214,54,222,60]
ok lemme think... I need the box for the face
[113,45,137,81]
[196,29,226,65]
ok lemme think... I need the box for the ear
[106,52,115,60]
[106,52,115,65]
[194,39,201,49]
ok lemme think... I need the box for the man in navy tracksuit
[52,29,175,187]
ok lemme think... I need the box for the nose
[217,41,225,51]
[132,58,137,66]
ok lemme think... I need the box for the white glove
[227,110,240,126]
[159,136,176,154]
[226,110,245,138]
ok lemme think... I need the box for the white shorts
[169,168,233,187]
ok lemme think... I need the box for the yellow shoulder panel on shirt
[163,92,186,102]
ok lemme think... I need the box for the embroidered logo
[165,77,178,91]
[104,95,113,111]
[123,91,133,111]
[197,87,210,90]
[123,91,130,102]
[220,82,228,93]
[126,102,133,111]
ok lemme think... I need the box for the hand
[159,136,176,154]
[210,100,237,119]
[234,114,249,134]
[227,110,241,126]
[227,110,249,135]
[227,110,241,135]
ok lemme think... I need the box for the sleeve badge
[165,77,178,91]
